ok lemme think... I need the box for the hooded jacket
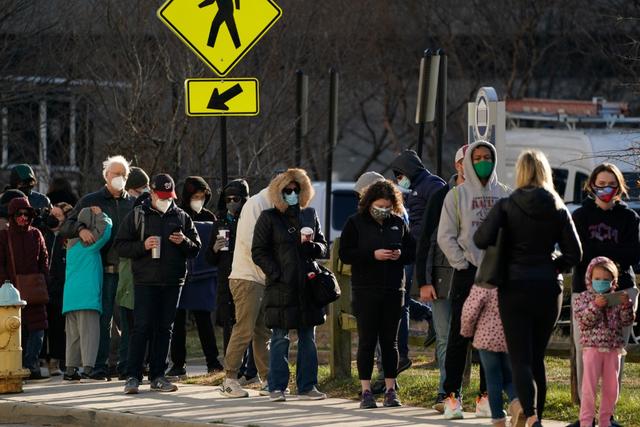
[9,165,51,212]
[0,197,49,331]
[179,176,216,222]
[571,198,640,293]
[63,208,112,314]
[390,150,446,240]
[437,141,511,270]
[461,284,507,353]
[474,186,582,281]
[252,169,328,329]
[207,179,249,326]
[114,198,201,286]
[574,256,634,349]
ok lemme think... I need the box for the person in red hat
[114,174,201,394]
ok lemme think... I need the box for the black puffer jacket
[474,187,582,281]
[252,206,328,329]
[114,198,201,286]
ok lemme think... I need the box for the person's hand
[144,236,159,250]
[595,295,608,308]
[90,206,102,215]
[420,284,437,302]
[374,249,393,261]
[169,231,185,245]
[79,228,96,244]
[212,235,227,253]
[389,249,401,261]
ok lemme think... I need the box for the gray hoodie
[437,141,511,270]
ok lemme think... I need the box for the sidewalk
[0,368,567,427]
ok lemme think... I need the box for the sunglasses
[283,188,300,195]
[225,196,242,203]
[16,211,31,218]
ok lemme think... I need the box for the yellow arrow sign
[185,78,259,117]
[158,0,282,77]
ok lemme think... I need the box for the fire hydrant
[0,280,30,393]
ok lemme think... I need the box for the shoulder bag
[475,226,508,288]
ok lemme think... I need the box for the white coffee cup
[300,227,314,243]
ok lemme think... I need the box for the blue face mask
[398,176,411,190]
[283,193,299,206]
[592,279,612,294]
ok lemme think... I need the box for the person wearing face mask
[7,164,52,213]
[389,151,445,374]
[115,173,201,394]
[125,167,151,201]
[166,176,223,378]
[567,163,640,427]
[60,155,135,380]
[339,180,415,409]
[252,168,328,402]
[0,197,50,381]
[0,189,27,231]
[437,140,511,420]
[39,202,73,377]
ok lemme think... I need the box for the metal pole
[220,116,228,187]
[436,50,447,177]
[325,68,338,242]
[295,70,309,167]
[415,49,431,159]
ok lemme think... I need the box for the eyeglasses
[225,196,242,203]
[283,188,300,195]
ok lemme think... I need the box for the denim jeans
[432,298,451,395]
[127,285,181,381]
[22,329,45,372]
[94,272,119,372]
[268,327,318,393]
[478,350,516,421]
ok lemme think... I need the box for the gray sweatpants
[65,310,100,369]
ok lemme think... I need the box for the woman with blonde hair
[474,149,582,427]
[567,162,640,427]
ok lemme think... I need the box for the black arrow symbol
[207,84,243,111]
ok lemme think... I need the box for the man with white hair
[61,155,135,380]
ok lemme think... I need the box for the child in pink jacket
[574,257,634,427]
[462,283,522,427]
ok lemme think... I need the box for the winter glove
[212,236,227,253]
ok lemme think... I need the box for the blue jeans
[478,350,516,421]
[268,327,318,393]
[432,298,451,395]
[22,329,45,373]
[127,285,181,381]
[94,272,119,372]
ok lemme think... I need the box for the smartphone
[603,291,627,307]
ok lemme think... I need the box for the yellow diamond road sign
[158,0,282,77]
[185,78,259,117]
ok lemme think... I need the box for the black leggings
[171,309,219,369]
[499,279,562,420]
[443,266,487,397]
[352,289,404,380]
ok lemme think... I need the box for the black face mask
[18,185,33,195]
[45,214,60,229]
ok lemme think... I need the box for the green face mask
[473,160,494,180]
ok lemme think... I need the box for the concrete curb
[0,400,233,427]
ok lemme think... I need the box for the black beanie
[125,167,150,191]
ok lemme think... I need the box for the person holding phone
[339,180,415,409]
[573,257,634,427]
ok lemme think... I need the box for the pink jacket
[461,284,508,353]
[574,291,634,349]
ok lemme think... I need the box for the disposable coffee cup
[151,236,161,259]
[300,227,314,243]
[218,228,230,251]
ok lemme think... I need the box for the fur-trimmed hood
[267,168,314,213]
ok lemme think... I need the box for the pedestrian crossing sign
[185,78,259,117]
[158,0,282,77]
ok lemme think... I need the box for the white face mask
[110,176,126,192]
[190,200,204,213]
[155,199,171,213]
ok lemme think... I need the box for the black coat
[474,187,582,281]
[114,199,201,286]
[206,212,239,326]
[339,212,415,291]
[252,206,328,329]
[43,229,66,305]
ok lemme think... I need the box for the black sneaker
[89,369,107,381]
[397,357,412,374]
[207,361,224,373]
[610,416,622,427]
[150,376,178,392]
[81,372,105,383]
[124,377,140,394]
[27,371,51,383]
[166,365,187,378]
[383,388,402,407]
[360,390,377,409]
[565,420,594,427]
[63,369,81,381]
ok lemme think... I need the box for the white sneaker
[443,393,464,420]
[238,375,260,386]
[298,386,326,400]
[220,378,249,398]
[269,390,286,402]
[475,393,492,418]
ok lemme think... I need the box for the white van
[498,128,640,210]
[309,181,358,242]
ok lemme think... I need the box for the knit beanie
[354,171,385,196]
[125,167,150,191]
